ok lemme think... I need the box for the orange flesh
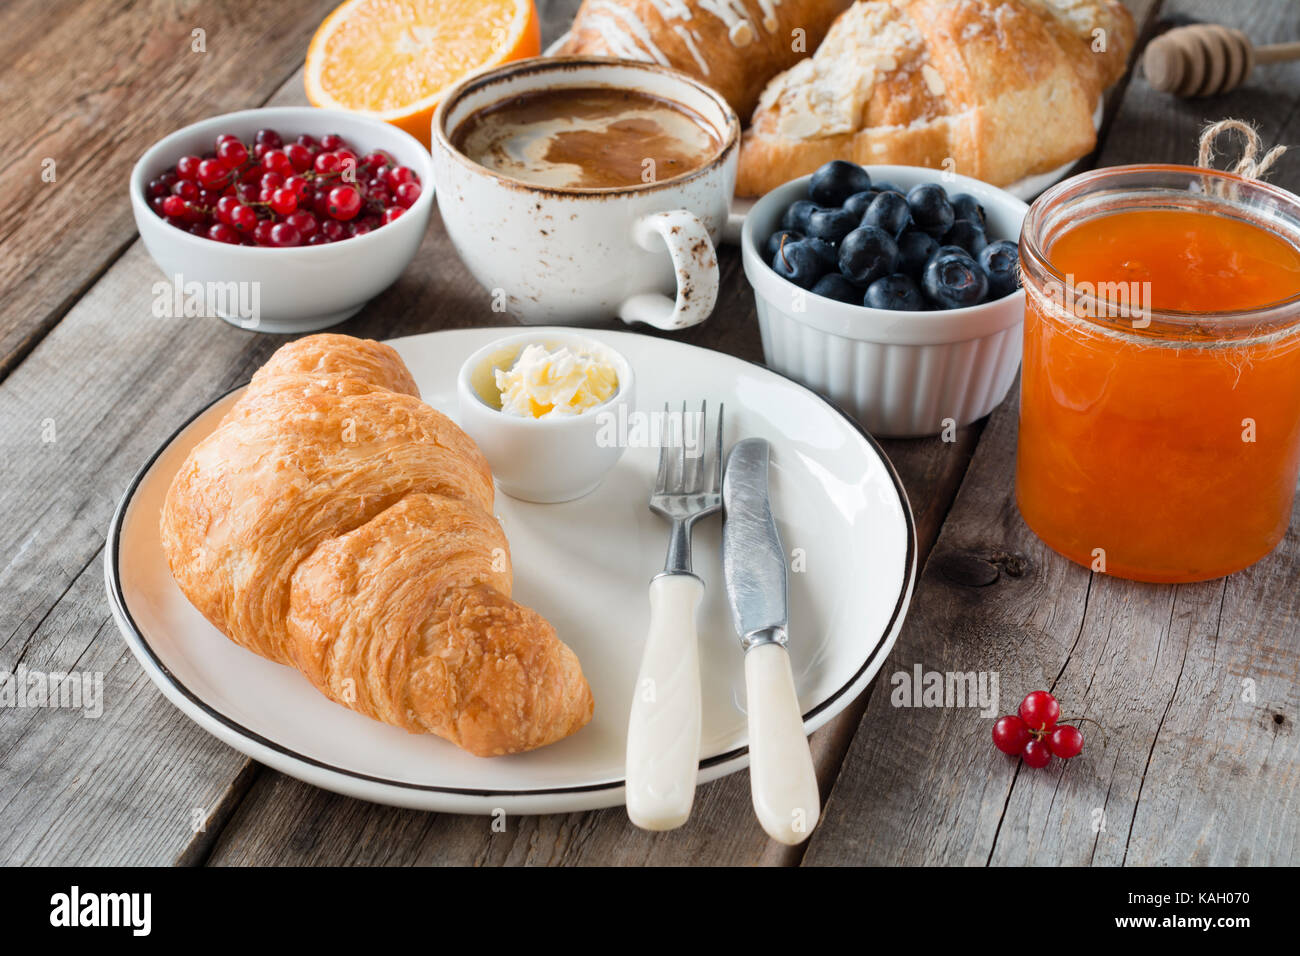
[1016,208,1300,582]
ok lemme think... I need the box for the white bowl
[741,165,1029,438]
[456,330,635,503]
[130,106,435,334]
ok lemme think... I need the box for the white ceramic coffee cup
[432,57,740,331]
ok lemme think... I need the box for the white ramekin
[740,165,1029,438]
[456,330,635,503]
[130,106,435,334]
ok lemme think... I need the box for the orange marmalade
[1017,166,1300,583]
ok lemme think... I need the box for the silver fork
[626,401,724,831]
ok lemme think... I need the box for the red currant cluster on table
[992,690,1085,769]
[145,129,423,247]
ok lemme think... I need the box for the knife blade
[721,437,820,845]
[721,438,788,647]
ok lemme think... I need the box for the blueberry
[932,244,974,262]
[979,239,1021,299]
[923,252,989,309]
[807,206,859,244]
[864,273,926,311]
[805,236,839,269]
[949,193,987,228]
[906,183,955,238]
[942,219,988,257]
[772,239,828,289]
[765,228,803,260]
[811,273,861,303]
[838,225,899,286]
[781,199,820,232]
[897,229,939,277]
[862,191,911,237]
[809,160,872,206]
[843,190,876,217]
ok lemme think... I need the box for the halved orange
[305,0,541,146]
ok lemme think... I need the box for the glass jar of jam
[1017,164,1300,583]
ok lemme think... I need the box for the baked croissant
[736,0,1135,196]
[159,334,594,757]
[559,0,854,120]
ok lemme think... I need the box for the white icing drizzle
[646,0,694,22]
[697,0,756,47]
[585,2,672,66]
[754,0,782,33]
[672,24,711,75]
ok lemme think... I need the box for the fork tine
[683,400,706,492]
[713,402,725,492]
[653,402,671,493]
[677,401,688,492]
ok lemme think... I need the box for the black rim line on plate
[105,331,919,799]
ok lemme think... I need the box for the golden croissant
[159,334,594,756]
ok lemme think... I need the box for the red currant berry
[252,220,275,245]
[230,204,258,234]
[216,139,248,169]
[263,149,293,176]
[306,233,331,245]
[992,715,1030,755]
[254,128,282,148]
[283,175,310,199]
[296,133,318,149]
[348,222,372,238]
[171,179,200,201]
[320,219,345,242]
[268,222,301,247]
[285,211,318,238]
[161,195,188,219]
[284,143,313,172]
[1019,691,1061,732]
[259,171,284,192]
[395,181,422,208]
[387,165,417,188]
[327,185,362,220]
[381,206,404,225]
[175,155,202,180]
[320,132,345,151]
[333,148,358,168]
[269,188,298,216]
[1047,724,1084,759]
[199,158,231,188]
[235,183,260,204]
[146,178,170,199]
[313,151,340,175]
[207,223,240,244]
[215,195,240,224]
[1022,738,1053,768]
[150,196,167,215]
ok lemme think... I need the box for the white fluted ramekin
[740,166,1029,438]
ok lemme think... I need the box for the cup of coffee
[432,57,740,330]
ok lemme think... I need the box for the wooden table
[2,0,1297,867]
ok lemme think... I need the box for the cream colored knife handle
[745,641,820,845]
[625,573,704,831]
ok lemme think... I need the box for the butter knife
[722,438,820,845]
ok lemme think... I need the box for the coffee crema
[451,87,722,190]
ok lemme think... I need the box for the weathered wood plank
[0,0,341,378]
[802,0,1300,866]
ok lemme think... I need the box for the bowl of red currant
[131,106,434,333]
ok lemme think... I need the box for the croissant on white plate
[159,334,594,757]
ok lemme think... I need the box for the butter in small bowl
[457,332,635,503]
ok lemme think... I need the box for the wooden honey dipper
[1143,23,1300,97]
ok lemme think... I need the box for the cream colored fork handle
[745,642,820,845]
[625,574,703,831]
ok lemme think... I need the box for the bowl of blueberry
[131,106,434,334]
[740,162,1029,437]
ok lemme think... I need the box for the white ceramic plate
[105,328,915,814]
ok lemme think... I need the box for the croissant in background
[559,0,854,119]
[737,0,1136,195]
[159,334,593,757]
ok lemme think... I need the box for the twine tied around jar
[1196,118,1286,180]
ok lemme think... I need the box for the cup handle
[619,210,719,331]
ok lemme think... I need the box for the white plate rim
[103,330,917,812]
